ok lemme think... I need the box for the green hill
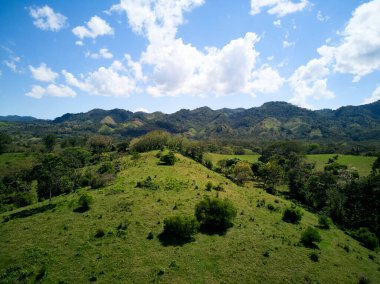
[1,152,378,283]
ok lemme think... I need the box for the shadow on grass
[301,241,320,249]
[198,225,229,236]
[157,232,195,247]
[3,204,56,222]
[73,206,90,213]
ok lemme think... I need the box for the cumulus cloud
[273,19,281,27]
[29,63,58,82]
[283,40,295,48]
[289,46,335,108]
[250,0,309,17]
[316,11,329,22]
[109,0,283,98]
[85,48,113,59]
[29,5,67,31]
[134,107,150,113]
[363,86,380,104]
[25,84,76,99]
[72,16,114,41]
[63,59,140,97]
[332,0,380,81]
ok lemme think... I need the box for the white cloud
[72,16,114,41]
[110,0,283,98]
[25,85,45,99]
[75,41,84,46]
[46,84,76,97]
[250,0,309,17]
[29,5,67,31]
[29,63,58,82]
[363,86,380,104]
[283,40,295,48]
[3,56,21,73]
[63,60,139,97]
[273,19,281,27]
[316,10,329,22]
[289,45,335,108]
[332,0,380,81]
[134,107,150,113]
[85,48,113,59]
[25,84,76,99]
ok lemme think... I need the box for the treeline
[250,142,380,249]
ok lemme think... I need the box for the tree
[160,216,199,244]
[300,227,321,248]
[87,135,112,154]
[195,197,237,234]
[0,133,11,154]
[43,134,56,152]
[160,151,177,165]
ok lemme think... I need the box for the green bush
[351,227,379,250]
[301,226,322,248]
[160,152,177,165]
[136,176,159,190]
[310,252,319,262]
[161,216,199,243]
[195,197,237,234]
[318,215,331,229]
[76,193,93,212]
[282,207,303,224]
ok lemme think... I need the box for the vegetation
[282,207,303,224]
[160,216,199,245]
[300,227,322,248]
[195,197,237,234]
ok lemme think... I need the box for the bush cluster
[301,226,321,248]
[351,227,379,250]
[161,216,199,242]
[282,206,303,224]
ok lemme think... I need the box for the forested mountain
[3,101,380,141]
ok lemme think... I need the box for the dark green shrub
[318,215,331,229]
[351,228,379,250]
[136,176,159,190]
[75,193,93,212]
[358,275,371,284]
[205,181,213,191]
[160,216,199,244]
[282,207,303,224]
[94,228,105,238]
[310,252,319,262]
[195,197,237,234]
[301,226,321,248]
[90,174,115,189]
[160,152,176,165]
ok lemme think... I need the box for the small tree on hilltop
[160,151,177,165]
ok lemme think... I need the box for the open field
[207,153,376,177]
[0,152,379,283]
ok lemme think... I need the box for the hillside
[0,152,379,283]
[3,101,380,141]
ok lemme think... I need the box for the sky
[1,0,380,119]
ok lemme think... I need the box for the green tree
[43,134,56,152]
[160,151,177,165]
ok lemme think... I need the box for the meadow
[0,151,379,283]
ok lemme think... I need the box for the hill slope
[0,152,378,283]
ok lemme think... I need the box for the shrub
[310,252,319,262]
[282,206,303,224]
[160,151,177,165]
[318,215,331,229]
[76,193,93,212]
[205,181,213,191]
[94,228,105,238]
[90,174,115,189]
[136,176,159,190]
[301,227,322,248]
[351,227,379,250]
[161,216,199,243]
[195,197,237,234]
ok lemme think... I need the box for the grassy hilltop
[0,151,379,283]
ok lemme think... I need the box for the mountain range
[2,101,380,141]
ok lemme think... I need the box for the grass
[206,153,260,164]
[0,152,37,178]
[206,153,375,177]
[0,151,379,283]
[307,154,376,177]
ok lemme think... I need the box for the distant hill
[4,100,380,141]
[0,115,38,122]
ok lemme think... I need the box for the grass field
[207,153,376,177]
[0,151,379,283]
[0,152,37,178]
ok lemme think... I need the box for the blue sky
[1,0,380,119]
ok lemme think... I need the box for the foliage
[0,133,11,154]
[350,228,379,250]
[87,135,113,154]
[160,151,177,165]
[195,197,237,234]
[76,193,93,212]
[136,176,159,190]
[300,227,321,248]
[62,147,91,168]
[160,216,199,244]
[282,206,303,224]
[43,134,56,152]
[318,215,331,229]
